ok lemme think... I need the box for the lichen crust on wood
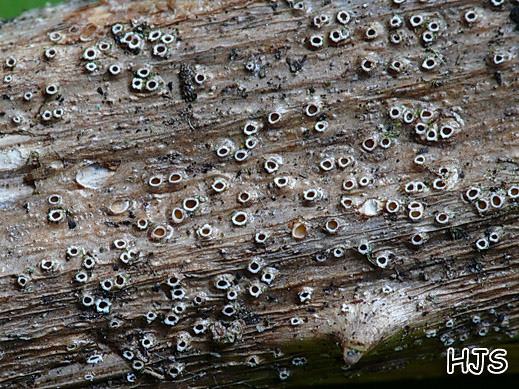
[0,0,518,387]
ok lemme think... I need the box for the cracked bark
[0,0,518,387]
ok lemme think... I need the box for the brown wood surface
[0,0,518,387]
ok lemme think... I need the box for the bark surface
[0,0,518,387]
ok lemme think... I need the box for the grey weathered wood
[0,0,518,387]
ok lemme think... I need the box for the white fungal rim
[389,15,403,28]
[248,258,263,274]
[136,218,149,230]
[432,178,447,190]
[414,155,426,165]
[113,239,127,250]
[150,225,172,240]
[74,272,88,284]
[108,63,122,76]
[440,125,455,139]
[389,106,403,119]
[365,25,378,40]
[273,176,289,189]
[232,211,248,226]
[264,159,280,174]
[314,120,328,132]
[44,48,57,59]
[245,136,258,149]
[427,21,441,32]
[145,78,160,91]
[319,158,335,171]
[148,175,164,187]
[197,224,214,239]
[325,218,340,234]
[47,194,62,205]
[508,185,519,199]
[194,72,206,85]
[337,155,354,168]
[385,199,400,213]
[408,208,424,221]
[340,196,354,209]
[234,149,248,162]
[268,111,282,125]
[362,137,377,152]
[343,177,357,191]
[292,222,308,240]
[66,245,81,257]
[83,47,98,61]
[305,102,320,117]
[48,208,65,223]
[168,171,183,185]
[183,197,200,212]
[211,178,228,193]
[435,212,450,225]
[255,231,269,244]
[475,198,490,213]
[243,121,259,135]
[237,191,252,204]
[45,84,59,95]
[490,193,504,208]
[375,254,390,268]
[336,10,351,25]
[83,256,96,269]
[85,62,97,72]
[475,237,489,250]
[464,10,478,23]
[249,283,262,298]
[358,176,370,187]
[216,145,231,158]
[422,57,438,71]
[308,34,324,49]
[403,110,415,124]
[465,187,481,201]
[357,240,371,255]
[422,31,434,43]
[303,188,321,202]
[411,233,426,246]
[222,304,236,317]
[261,268,276,284]
[361,58,376,72]
[153,43,168,57]
[410,14,424,28]
[82,294,95,307]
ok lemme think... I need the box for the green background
[0,0,64,19]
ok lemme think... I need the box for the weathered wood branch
[0,0,518,387]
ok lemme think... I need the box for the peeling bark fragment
[178,64,197,103]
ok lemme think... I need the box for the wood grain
[0,0,518,387]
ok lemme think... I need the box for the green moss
[255,329,519,387]
[349,327,519,383]
[0,0,65,19]
[282,336,346,387]
[384,122,402,139]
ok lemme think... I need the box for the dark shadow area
[310,373,517,389]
